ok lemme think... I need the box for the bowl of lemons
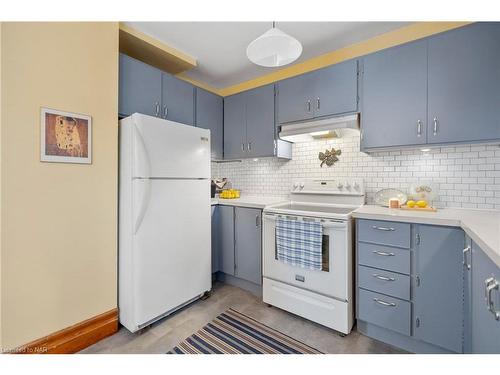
[220,189,240,199]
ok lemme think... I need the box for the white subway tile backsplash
[212,134,500,209]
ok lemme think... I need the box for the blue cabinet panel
[360,40,428,149]
[427,23,500,144]
[357,219,411,248]
[245,84,276,158]
[196,88,223,159]
[234,207,262,285]
[223,93,246,159]
[311,60,358,118]
[277,72,314,124]
[358,288,411,336]
[358,242,411,275]
[161,73,195,125]
[218,205,235,276]
[119,53,162,118]
[471,241,500,353]
[414,225,464,353]
[358,265,410,301]
[211,206,220,273]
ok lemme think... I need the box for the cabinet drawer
[358,265,410,300]
[358,289,411,336]
[357,219,411,248]
[358,242,410,275]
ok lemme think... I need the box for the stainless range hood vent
[279,114,359,143]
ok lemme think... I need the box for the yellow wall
[1,22,119,349]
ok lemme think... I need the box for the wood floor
[80,282,405,354]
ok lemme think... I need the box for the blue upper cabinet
[277,72,315,124]
[413,225,465,353]
[245,84,276,158]
[471,241,500,353]
[310,60,358,118]
[427,23,500,144]
[223,91,247,159]
[223,84,277,159]
[119,53,162,118]
[277,60,358,124]
[161,73,195,125]
[196,88,223,160]
[360,40,428,149]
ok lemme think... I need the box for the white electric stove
[262,178,365,335]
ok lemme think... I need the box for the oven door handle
[263,214,347,228]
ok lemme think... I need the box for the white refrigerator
[119,113,211,333]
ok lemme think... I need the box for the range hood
[279,114,359,143]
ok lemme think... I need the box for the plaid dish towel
[276,217,323,271]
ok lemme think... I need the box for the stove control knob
[353,182,360,190]
[337,182,343,189]
[299,183,305,190]
[293,183,299,190]
[344,181,351,189]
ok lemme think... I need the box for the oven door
[262,213,352,301]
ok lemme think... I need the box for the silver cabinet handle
[316,97,320,110]
[241,143,245,152]
[417,120,422,137]
[372,225,395,231]
[373,298,396,307]
[155,102,160,117]
[433,117,438,135]
[306,100,311,112]
[372,250,395,257]
[255,215,260,227]
[372,274,396,281]
[248,142,251,151]
[463,246,471,270]
[485,277,500,320]
[163,105,168,119]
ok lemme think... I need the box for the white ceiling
[125,22,410,88]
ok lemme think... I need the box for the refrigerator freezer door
[132,178,211,327]
[131,114,210,179]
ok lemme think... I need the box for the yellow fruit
[416,200,427,208]
[406,200,416,208]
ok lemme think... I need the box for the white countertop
[211,195,288,209]
[353,205,500,268]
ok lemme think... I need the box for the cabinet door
[223,93,246,159]
[414,225,465,353]
[311,60,358,118]
[245,84,276,158]
[161,73,195,125]
[218,206,235,276]
[361,40,428,149]
[277,72,314,124]
[196,88,223,159]
[427,23,500,144]
[235,207,262,285]
[471,242,500,353]
[119,53,162,118]
[211,205,220,273]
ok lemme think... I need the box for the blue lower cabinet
[234,207,262,285]
[218,205,235,276]
[471,241,500,353]
[413,225,465,353]
[358,289,411,336]
[356,219,468,353]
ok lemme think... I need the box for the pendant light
[246,22,302,67]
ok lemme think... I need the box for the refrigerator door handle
[133,124,152,178]
[134,179,152,234]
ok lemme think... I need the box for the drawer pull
[372,225,395,231]
[373,298,396,307]
[372,250,395,257]
[372,274,396,281]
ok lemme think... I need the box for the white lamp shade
[246,27,302,67]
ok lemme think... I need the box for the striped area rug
[168,308,322,354]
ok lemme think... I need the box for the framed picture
[40,107,92,164]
